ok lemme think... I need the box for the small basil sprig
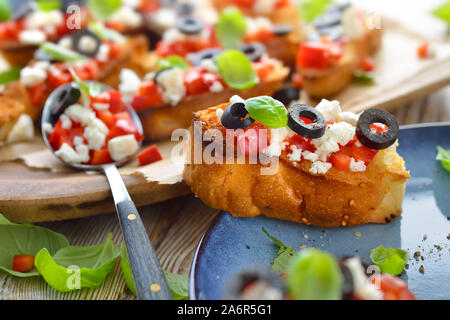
[215,8,247,49]
[36,0,61,12]
[0,67,21,85]
[216,49,258,90]
[287,249,343,300]
[69,68,102,97]
[40,42,87,62]
[436,146,450,172]
[354,70,375,84]
[89,22,125,43]
[87,0,122,21]
[370,246,409,276]
[432,1,450,26]
[299,0,333,23]
[0,0,11,22]
[244,96,288,128]
[157,55,190,71]
[262,227,296,275]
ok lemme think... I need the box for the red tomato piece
[131,82,163,110]
[370,122,388,134]
[91,148,113,165]
[417,41,429,59]
[253,62,274,80]
[47,67,72,89]
[286,134,316,153]
[237,125,269,157]
[330,151,351,171]
[184,68,208,95]
[297,42,342,69]
[29,83,46,106]
[351,144,378,165]
[96,110,116,128]
[358,56,376,72]
[292,73,303,89]
[13,255,35,273]
[107,90,126,113]
[379,274,416,300]
[107,119,143,142]
[137,145,163,166]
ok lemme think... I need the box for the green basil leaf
[432,1,450,25]
[40,42,87,62]
[216,7,247,49]
[287,249,343,300]
[370,245,409,276]
[354,70,375,84]
[87,0,122,21]
[262,227,296,275]
[0,0,12,22]
[299,0,333,23]
[436,146,450,172]
[244,96,288,128]
[69,68,102,97]
[0,67,21,85]
[35,233,120,292]
[89,22,126,43]
[36,0,61,12]
[157,55,190,71]
[216,49,258,90]
[0,213,69,278]
[120,243,189,300]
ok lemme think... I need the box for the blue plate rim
[188,122,450,300]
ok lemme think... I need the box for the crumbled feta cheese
[340,111,359,126]
[315,99,342,122]
[230,95,245,104]
[288,146,302,162]
[26,10,63,30]
[341,7,365,39]
[111,6,142,29]
[83,117,109,151]
[302,150,319,162]
[65,104,95,126]
[79,35,98,53]
[216,108,224,124]
[60,114,72,129]
[42,122,53,135]
[6,114,34,143]
[19,30,46,45]
[108,134,139,162]
[309,161,332,175]
[312,122,356,161]
[200,59,219,73]
[20,65,47,87]
[350,157,367,172]
[345,257,383,300]
[122,0,140,8]
[156,68,186,106]
[96,44,110,63]
[73,136,84,147]
[152,8,177,30]
[58,37,72,49]
[92,103,110,111]
[119,69,142,102]
[263,127,292,157]
[253,0,277,15]
[246,17,273,35]
[162,28,185,44]
[209,81,224,92]
[144,72,156,82]
[55,143,90,164]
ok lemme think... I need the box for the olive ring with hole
[287,104,326,139]
[176,16,204,35]
[51,83,81,119]
[239,42,266,62]
[221,102,255,130]
[356,109,399,150]
[71,30,101,57]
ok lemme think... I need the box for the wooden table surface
[1,0,450,300]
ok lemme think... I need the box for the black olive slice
[330,2,352,12]
[239,42,266,62]
[62,0,86,11]
[12,0,34,20]
[51,83,81,120]
[287,104,326,139]
[221,102,255,130]
[310,25,343,42]
[273,24,293,36]
[273,87,300,107]
[71,30,101,58]
[186,47,222,66]
[224,268,285,300]
[313,10,342,29]
[176,2,195,16]
[356,109,399,150]
[176,16,204,35]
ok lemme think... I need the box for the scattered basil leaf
[157,55,190,71]
[432,1,450,26]
[35,233,120,292]
[262,227,296,275]
[40,42,86,62]
[120,243,189,300]
[0,67,21,85]
[0,213,69,278]
[0,0,12,22]
[287,249,343,300]
[216,8,247,49]
[36,0,61,12]
[216,49,258,90]
[436,146,450,172]
[245,96,288,128]
[354,70,375,84]
[89,22,126,43]
[69,68,102,97]
[370,245,409,276]
[87,0,122,21]
[299,0,333,23]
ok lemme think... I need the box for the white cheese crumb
[152,8,177,30]
[119,69,142,102]
[209,81,224,92]
[92,103,110,111]
[19,30,47,45]
[20,66,47,87]
[42,122,53,135]
[6,114,34,143]
[60,114,72,129]
[315,99,342,122]
[230,95,245,104]
[200,59,219,73]
[341,7,365,39]
[312,122,356,161]
[84,118,109,151]
[26,10,63,30]
[288,146,302,162]
[79,35,98,53]
[96,44,110,63]
[309,161,332,175]
[111,6,142,29]
[340,111,359,126]
[162,28,185,44]
[108,134,139,162]
[58,37,72,49]
[55,143,90,164]
[345,257,383,300]
[156,68,186,106]
[216,108,224,124]
[73,136,84,147]
[65,104,95,126]
[252,0,277,15]
[302,150,319,162]
[262,127,292,157]
[350,157,367,172]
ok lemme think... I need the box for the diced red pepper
[297,42,342,69]
[285,134,316,153]
[379,274,416,300]
[137,145,163,166]
[47,66,72,89]
[107,118,143,143]
[351,143,378,165]
[131,82,163,110]
[292,73,303,89]
[417,41,429,59]
[108,90,126,113]
[13,255,35,273]
[96,110,116,128]
[29,83,46,106]
[91,148,113,165]
[253,62,275,80]
[358,56,376,72]
[330,151,351,171]
[184,68,208,95]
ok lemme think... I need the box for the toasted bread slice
[183,103,410,227]
[138,63,290,141]
[0,95,26,142]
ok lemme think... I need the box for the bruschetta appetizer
[156,8,300,67]
[183,96,410,227]
[295,3,382,97]
[119,47,289,140]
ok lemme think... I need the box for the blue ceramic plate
[190,123,450,300]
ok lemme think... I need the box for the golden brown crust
[0,94,26,142]
[138,64,290,141]
[183,104,410,227]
